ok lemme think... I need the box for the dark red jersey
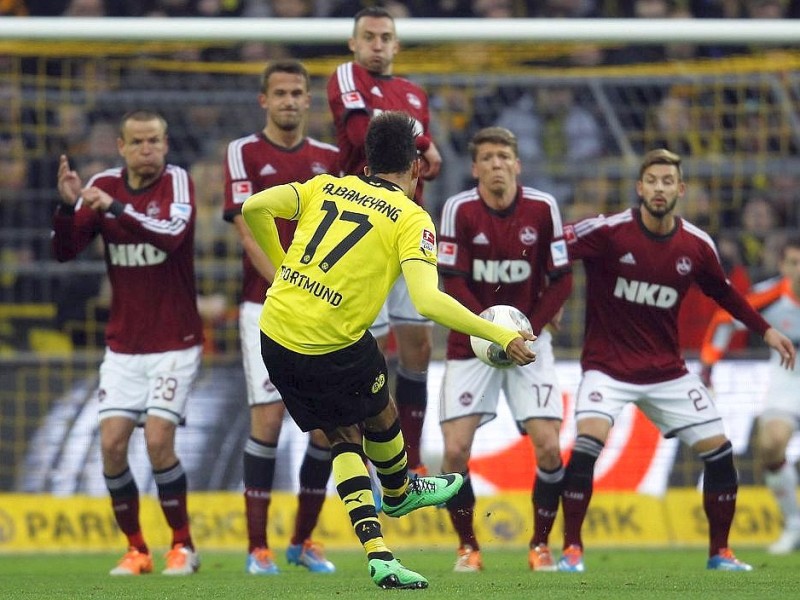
[438,186,569,360]
[52,165,203,354]
[222,133,339,304]
[327,61,431,204]
[566,208,769,384]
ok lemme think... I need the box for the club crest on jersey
[232,181,252,204]
[438,241,457,266]
[342,90,365,110]
[406,93,422,109]
[146,200,160,218]
[458,391,474,407]
[563,224,577,244]
[519,226,538,245]
[676,256,692,275]
[420,229,435,253]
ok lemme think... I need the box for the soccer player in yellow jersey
[242,111,535,590]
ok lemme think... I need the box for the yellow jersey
[244,173,436,354]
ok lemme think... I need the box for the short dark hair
[365,111,417,175]
[639,148,682,180]
[468,127,518,161]
[261,59,309,94]
[353,6,394,31]
[119,109,167,137]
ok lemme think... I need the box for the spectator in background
[53,110,203,576]
[327,7,443,476]
[528,0,600,17]
[700,236,800,555]
[438,127,572,573]
[644,89,722,157]
[495,85,603,202]
[223,60,339,576]
[737,194,781,279]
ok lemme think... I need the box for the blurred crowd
[1,0,800,20]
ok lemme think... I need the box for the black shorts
[260,331,390,432]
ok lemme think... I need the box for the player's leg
[144,346,201,576]
[392,322,433,474]
[522,417,563,571]
[559,370,620,572]
[440,357,499,572]
[509,332,564,571]
[362,395,463,517]
[327,420,426,589]
[757,413,800,554]
[240,301,283,573]
[646,372,751,571]
[286,428,335,572]
[692,433,752,571]
[441,413,483,572]
[382,278,433,475]
[98,350,153,576]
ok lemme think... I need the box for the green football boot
[382,473,464,518]
[369,558,428,589]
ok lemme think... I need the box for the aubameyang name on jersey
[322,183,401,222]
[279,265,342,306]
[614,276,678,308]
[107,243,167,266]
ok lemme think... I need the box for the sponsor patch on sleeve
[437,241,457,266]
[232,181,253,205]
[420,229,436,253]
[342,90,366,110]
[170,202,192,220]
[550,239,568,268]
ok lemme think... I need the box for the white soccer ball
[470,304,533,368]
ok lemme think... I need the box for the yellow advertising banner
[0,487,788,553]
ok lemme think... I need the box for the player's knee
[100,435,129,465]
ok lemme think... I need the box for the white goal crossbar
[0,17,797,44]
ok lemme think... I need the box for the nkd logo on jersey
[614,276,678,308]
[473,259,531,284]
[108,243,167,267]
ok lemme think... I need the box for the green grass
[1,548,797,599]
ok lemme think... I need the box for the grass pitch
[2,547,796,599]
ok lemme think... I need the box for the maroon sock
[154,462,193,550]
[291,491,326,545]
[704,489,737,555]
[448,505,479,550]
[531,465,564,547]
[105,468,148,554]
[244,488,271,551]
[397,403,425,469]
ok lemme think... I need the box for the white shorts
[575,369,725,446]
[439,330,562,427]
[240,301,282,407]
[98,345,202,425]
[369,275,432,338]
[761,361,800,425]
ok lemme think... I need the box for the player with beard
[556,148,796,573]
[327,7,442,475]
[223,60,339,575]
[53,109,202,576]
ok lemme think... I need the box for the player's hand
[420,142,442,181]
[57,154,82,205]
[699,363,713,389]
[764,327,797,370]
[505,330,537,366]
[81,186,115,213]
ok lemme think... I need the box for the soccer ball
[470,304,533,368]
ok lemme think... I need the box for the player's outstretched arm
[403,259,535,366]
[764,327,797,370]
